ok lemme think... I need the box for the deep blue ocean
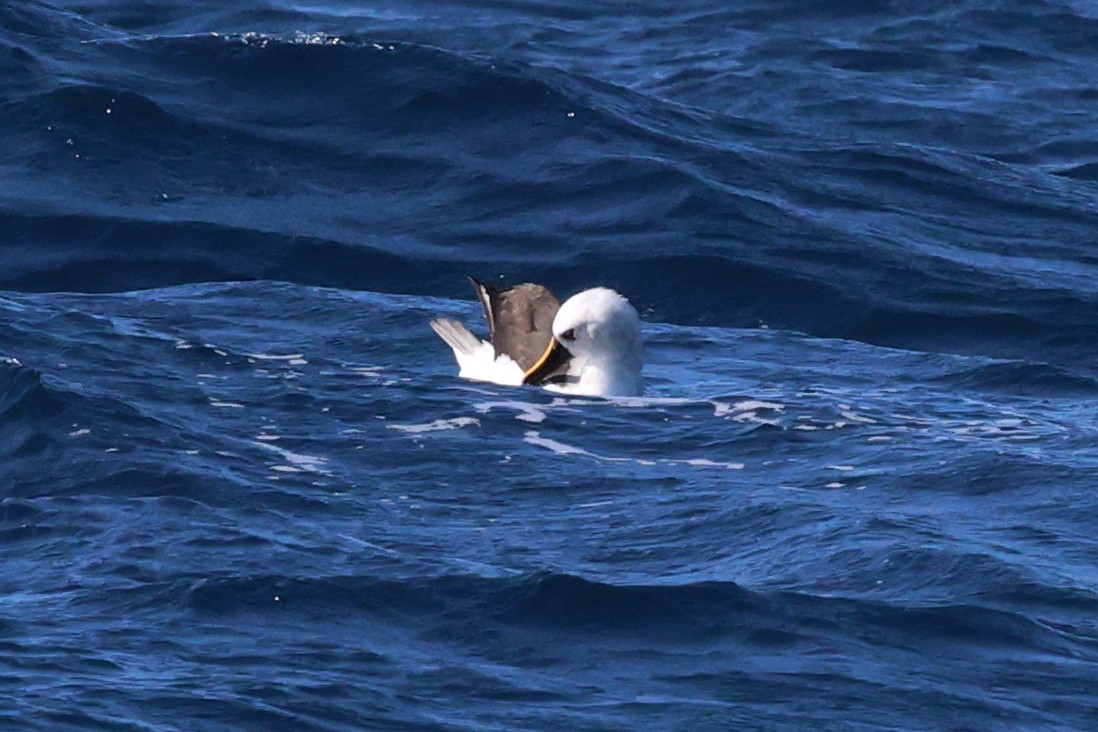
[4,0,1098,729]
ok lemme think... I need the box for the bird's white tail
[429,318,482,358]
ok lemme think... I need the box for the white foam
[474,400,547,424]
[248,352,304,361]
[683,458,745,470]
[523,431,744,470]
[387,417,480,434]
[713,399,785,416]
[712,399,784,426]
[253,441,331,475]
[523,431,593,458]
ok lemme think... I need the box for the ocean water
[3,0,1098,729]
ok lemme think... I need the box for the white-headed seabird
[430,278,644,397]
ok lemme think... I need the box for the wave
[0,361,69,460]
[176,570,1095,658]
[4,5,1098,372]
[933,360,1098,395]
[6,205,1098,383]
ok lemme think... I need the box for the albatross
[430,278,644,397]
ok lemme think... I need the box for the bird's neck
[575,350,643,396]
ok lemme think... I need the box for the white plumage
[430,285,644,397]
[428,317,525,386]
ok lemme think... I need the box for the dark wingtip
[467,277,496,339]
[468,276,502,298]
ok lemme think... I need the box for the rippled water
[3,1,1098,730]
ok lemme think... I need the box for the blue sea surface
[3,1,1098,729]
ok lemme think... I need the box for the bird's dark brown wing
[468,278,560,372]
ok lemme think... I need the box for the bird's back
[470,279,560,372]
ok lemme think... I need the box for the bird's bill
[522,337,573,386]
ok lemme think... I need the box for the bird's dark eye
[560,328,575,341]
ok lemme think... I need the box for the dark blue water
[4,1,1098,729]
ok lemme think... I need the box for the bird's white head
[523,287,644,396]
